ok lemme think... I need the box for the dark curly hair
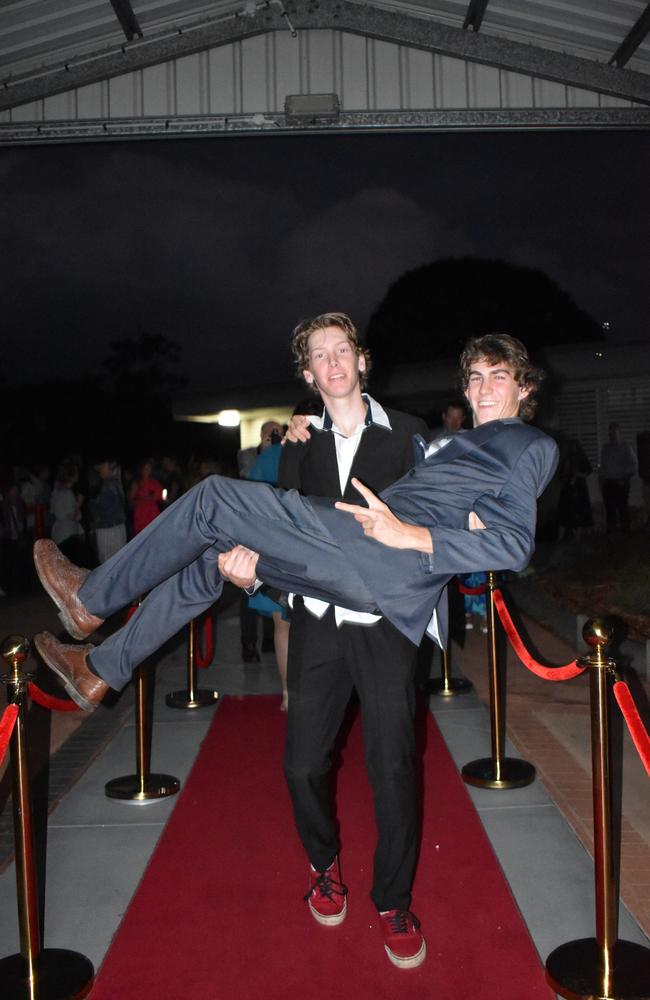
[459,333,545,422]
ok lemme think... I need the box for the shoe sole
[34,638,97,713]
[384,938,426,969]
[34,552,91,641]
[308,897,347,926]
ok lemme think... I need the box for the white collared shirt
[291,395,389,627]
[255,400,455,644]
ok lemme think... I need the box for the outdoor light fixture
[284,93,340,122]
[218,409,240,427]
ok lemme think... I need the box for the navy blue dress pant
[79,475,378,689]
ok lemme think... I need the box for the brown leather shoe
[33,539,104,640]
[34,631,109,711]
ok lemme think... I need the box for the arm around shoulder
[278,438,306,492]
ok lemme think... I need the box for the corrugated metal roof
[1,0,648,81]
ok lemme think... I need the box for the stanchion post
[105,661,180,802]
[105,629,180,801]
[461,571,536,790]
[166,618,219,710]
[0,634,94,999]
[545,619,650,1000]
[426,645,473,698]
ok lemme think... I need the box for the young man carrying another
[275,314,429,967]
[32,329,558,966]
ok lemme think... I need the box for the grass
[534,529,650,640]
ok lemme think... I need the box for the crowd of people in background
[0,414,646,604]
[0,453,227,599]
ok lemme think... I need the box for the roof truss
[1,0,649,112]
[463,0,491,33]
[610,2,650,69]
[109,0,143,43]
[4,106,650,148]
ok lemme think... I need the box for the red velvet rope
[0,704,19,765]
[194,615,214,669]
[28,682,80,712]
[614,681,650,778]
[493,589,586,681]
[455,580,487,596]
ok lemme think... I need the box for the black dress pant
[283,599,418,912]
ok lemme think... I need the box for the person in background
[159,455,183,507]
[239,421,285,663]
[599,422,637,533]
[462,571,488,633]
[50,461,90,565]
[1,473,28,594]
[245,420,290,708]
[557,437,593,541]
[88,459,128,564]
[429,400,467,443]
[128,459,164,536]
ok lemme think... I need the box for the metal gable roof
[1,0,649,87]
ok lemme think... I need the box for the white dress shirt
[290,395,389,627]
[251,400,456,645]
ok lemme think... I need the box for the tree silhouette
[366,257,603,368]
[103,330,185,399]
[98,331,187,457]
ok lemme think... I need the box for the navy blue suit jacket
[311,418,558,647]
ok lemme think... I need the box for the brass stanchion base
[546,937,650,999]
[462,756,535,789]
[105,773,180,801]
[0,948,94,999]
[165,689,219,709]
[426,676,473,698]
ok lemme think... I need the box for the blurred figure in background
[557,437,593,541]
[599,422,637,533]
[50,461,90,565]
[428,400,467,443]
[129,459,164,536]
[159,455,183,506]
[88,459,128,563]
[1,472,28,594]
[245,419,290,708]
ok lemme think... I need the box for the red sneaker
[304,859,348,926]
[379,910,426,969]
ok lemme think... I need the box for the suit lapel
[345,425,391,499]
[319,430,341,492]
[424,421,505,468]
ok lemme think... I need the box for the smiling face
[303,325,365,402]
[464,359,530,426]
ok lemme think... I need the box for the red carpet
[91,696,554,999]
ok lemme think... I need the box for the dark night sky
[2,128,649,390]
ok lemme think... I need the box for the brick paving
[454,606,650,939]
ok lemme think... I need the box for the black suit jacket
[278,408,429,501]
[310,419,558,646]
